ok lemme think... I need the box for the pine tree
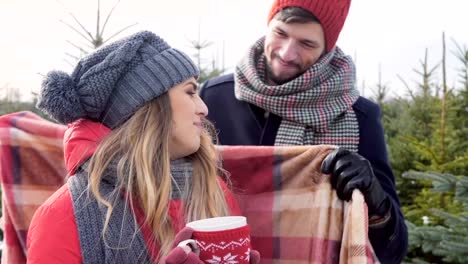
[403,171,467,264]
[450,40,468,159]
[58,0,137,65]
[382,36,468,263]
[187,20,224,84]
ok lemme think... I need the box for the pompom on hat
[37,30,199,128]
[267,0,352,52]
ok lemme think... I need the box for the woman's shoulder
[29,184,76,229]
[27,183,82,263]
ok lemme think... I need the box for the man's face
[264,19,326,84]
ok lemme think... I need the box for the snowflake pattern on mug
[244,248,250,262]
[197,237,250,253]
[197,237,251,264]
[206,253,239,264]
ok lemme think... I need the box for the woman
[27,31,253,263]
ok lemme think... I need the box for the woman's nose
[196,96,209,117]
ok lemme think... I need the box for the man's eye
[275,30,286,37]
[302,42,317,49]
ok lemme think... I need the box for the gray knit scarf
[68,159,193,263]
[235,37,360,152]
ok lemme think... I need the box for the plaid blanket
[0,112,378,263]
[0,111,67,264]
[220,145,379,264]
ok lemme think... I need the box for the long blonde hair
[88,93,230,260]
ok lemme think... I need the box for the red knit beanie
[267,0,351,52]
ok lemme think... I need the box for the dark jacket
[200,73,408,264]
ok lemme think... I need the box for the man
[200,0,408,263]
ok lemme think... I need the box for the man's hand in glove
[321,148,391,219]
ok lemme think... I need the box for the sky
[1,0,467,101]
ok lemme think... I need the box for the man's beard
[265,57,303,85]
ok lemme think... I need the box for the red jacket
[27,119,241,263]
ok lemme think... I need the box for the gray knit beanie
[37,30,199,128]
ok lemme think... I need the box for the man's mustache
[271,53,301,70]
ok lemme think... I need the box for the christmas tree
[403,171,467,263]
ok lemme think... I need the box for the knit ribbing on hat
[37,31,199,128]
[267,0,351,52]
[101,48,198,128]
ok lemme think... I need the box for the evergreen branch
[101,23,138,45]
[451,38,468,64]
[407,258,431,264]
[60,20,94,44]
[66,10,95,42]
[402,171,452,186]
[101,0,121,37]
[413,69,424,76]
[440,155,468,171]
[458,175,468,187]
[55,0,94,42]
[440,234,468,244]
[96,0,101,38]
[430,209,465,223]
[64,52,80,61]
[64,58,76,68]
[407,139,442,164]
[440,172,460,182]
[66,40,93,52]
[428,63,440,76]
[439,240,468,253]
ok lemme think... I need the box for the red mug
[187,216,251,264]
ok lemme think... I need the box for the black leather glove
[321,148,390,217]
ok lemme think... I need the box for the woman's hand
[164,227,203,264]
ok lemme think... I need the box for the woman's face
[168,77,208,159]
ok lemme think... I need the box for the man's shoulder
[352,96,382,119]
[201,73,235,93]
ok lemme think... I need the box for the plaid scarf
[235,37,360,152]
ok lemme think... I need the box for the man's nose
[278,40,298,62]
